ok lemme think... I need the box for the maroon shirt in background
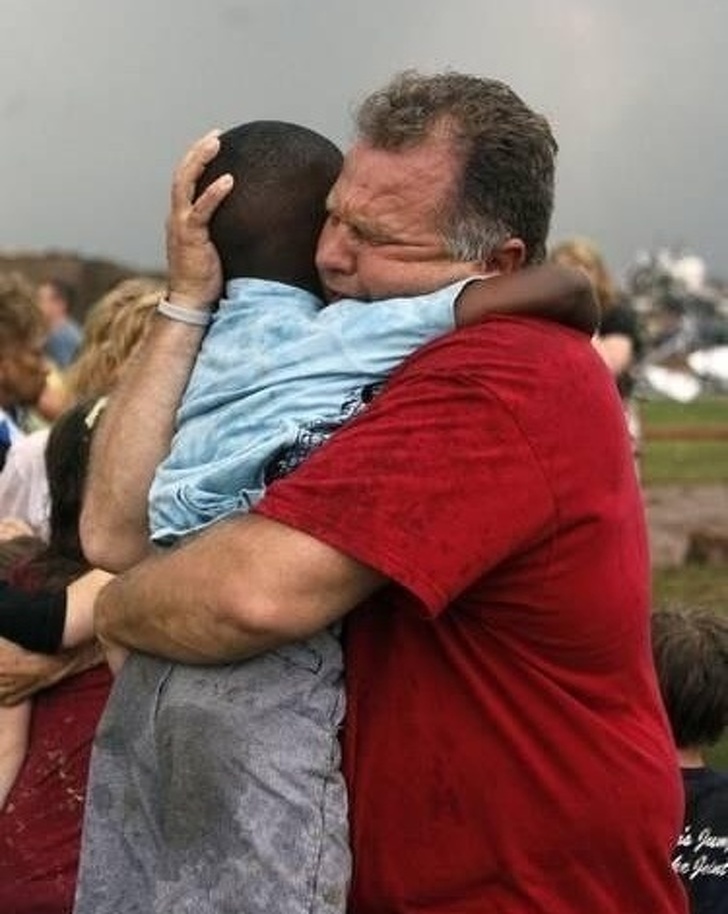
[0,577,111,914]
[258,318,688,913]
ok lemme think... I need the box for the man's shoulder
[397,315,594,377]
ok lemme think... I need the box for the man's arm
[81,131,234,572]
[455,263,599,335]
[95,513,386,663]
[80,319,207,570]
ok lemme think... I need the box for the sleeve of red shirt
[255,325,557,617]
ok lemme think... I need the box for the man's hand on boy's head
[166,129,234,310]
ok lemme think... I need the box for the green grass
[641,396,728,428]
[642,440,728,484]
[708,739,728,770]
[639,395,728,484]
[653,566,728,613]
[647,401,728,767]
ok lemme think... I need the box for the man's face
[315,136,484,302]
[0,336,48,408]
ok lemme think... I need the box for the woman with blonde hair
[65,277,164,400]
[550,238,644,467]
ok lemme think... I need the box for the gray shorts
[74,628,349,914]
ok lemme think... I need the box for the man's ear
[484,238,526,275]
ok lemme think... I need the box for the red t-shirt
[258,317,687,914]
[0,665,111,914]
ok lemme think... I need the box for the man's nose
[316,219,356,276]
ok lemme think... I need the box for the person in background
[0,531,45,810]
[0,272,49,470]
[652,608,728,914]
[550,237,644,467]
[37,279,83,369]
[0,278,160,906]
[0,277,163,539]
[27,280,84,428]
[0,398,113,914]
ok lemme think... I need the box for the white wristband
[157,297,213,327]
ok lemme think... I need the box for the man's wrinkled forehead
[326,139,458,219]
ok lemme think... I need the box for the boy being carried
[77,121,596,914]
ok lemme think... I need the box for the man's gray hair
[355,70,557,265]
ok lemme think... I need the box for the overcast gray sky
[2,0,725,281]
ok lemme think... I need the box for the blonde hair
[549,238,617,312]
[66,277,164,400]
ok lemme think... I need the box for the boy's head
[651,608,728,752]
[195,121,343,297]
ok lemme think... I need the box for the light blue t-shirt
[148,277,471,543]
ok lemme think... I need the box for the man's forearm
[95,513,385,664]
[81,315,207,572]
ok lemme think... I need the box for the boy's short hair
[196,121,343,293]
[651,608,728,749]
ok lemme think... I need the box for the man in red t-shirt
[78,72,687,913]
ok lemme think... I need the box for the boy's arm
[455,264,599,335]
[0,700,31,809]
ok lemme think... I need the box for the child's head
[651,608,728,754]
[195,121,343,297]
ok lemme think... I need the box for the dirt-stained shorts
[73,627,349,914]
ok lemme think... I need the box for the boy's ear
[484,239,526,275]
